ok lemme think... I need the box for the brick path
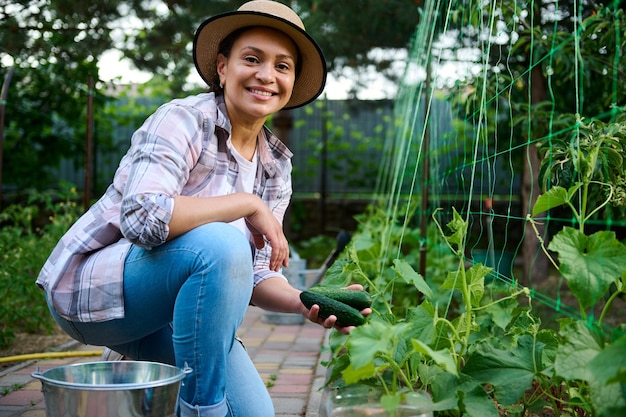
[0,306,329,417]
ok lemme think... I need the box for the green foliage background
[0,184,81,348]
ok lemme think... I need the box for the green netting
[376,0,626,326]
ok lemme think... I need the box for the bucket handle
[31,366,46,393]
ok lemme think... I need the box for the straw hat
[193,0,327,110]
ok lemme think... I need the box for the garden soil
[0,325,74,371]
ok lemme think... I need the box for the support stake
[0,66,15,210]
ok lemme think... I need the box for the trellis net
[376,0,626,325]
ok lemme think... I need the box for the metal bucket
[32,361,192,417]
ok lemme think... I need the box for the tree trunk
[521,64,550,282]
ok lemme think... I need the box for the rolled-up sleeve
[121,193,174,248]
[119,103,205,248]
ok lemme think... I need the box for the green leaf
[351,233,377,257]
[466,264,488,307]
[585,334,626,417]
[430,373,499,417]
[323,260,355,287]
[554,320,602,381]
[440,263,487,307]
[458,379,500,417]
[347,320,411,370]
[342,361,377,385]
[483,297,517,331]
[412,339,458,376]
[462,335,538,405]
[325,353,350,384]
[536,329,560,367]
[532,185,580,215]
[346,321,393,369]
[443,207,467,248]
[587,335,626,385]
[589,379,626,417]
[420,366,498,417]
[406,303,436,345]
[441,270,461,291]
[392,259,433,299]
[549,227,626,309]
[428,371,461,411]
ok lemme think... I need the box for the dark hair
[208,26,303,94]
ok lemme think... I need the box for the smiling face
[217,27,299,122]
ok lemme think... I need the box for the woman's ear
[216,53,227,87]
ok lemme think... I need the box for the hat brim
[193,10,327,110]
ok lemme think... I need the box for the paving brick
[19,411,46,417]
[0,407,23,417]
[273,396,306,415]
[0,389,43,407]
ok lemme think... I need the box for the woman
[36,1,369,416]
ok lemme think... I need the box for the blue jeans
[48,223,274,417]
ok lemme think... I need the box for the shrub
[0,184,81,348]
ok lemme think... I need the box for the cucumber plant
[322,207,536,416]
[528,115,626,416]
[320,118,626,417]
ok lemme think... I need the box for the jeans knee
[185,223,253,281]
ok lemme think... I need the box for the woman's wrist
[251,277,303,314]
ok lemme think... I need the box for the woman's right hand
[245,200,289,272]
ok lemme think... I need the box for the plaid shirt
[36,93,293,322]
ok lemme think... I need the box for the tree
[1,0,423,194]
[0,1,125,194]
[121,0,423,95]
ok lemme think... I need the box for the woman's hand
[302,284,372,335]
[245,201,289,272]
[252,277,372,334]
[252,280,371,335]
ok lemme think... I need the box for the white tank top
[229,147,258,238]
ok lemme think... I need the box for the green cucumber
[300,291,365,326]
[307,286,372,310]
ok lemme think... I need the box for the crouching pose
[36,1,370,416]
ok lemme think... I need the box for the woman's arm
[168,193,260,236]
[169,193,290,272]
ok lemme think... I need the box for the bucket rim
[31,360,191,391]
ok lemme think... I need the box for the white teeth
[250,89,273,96]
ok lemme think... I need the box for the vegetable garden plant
[319,116,626,416]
